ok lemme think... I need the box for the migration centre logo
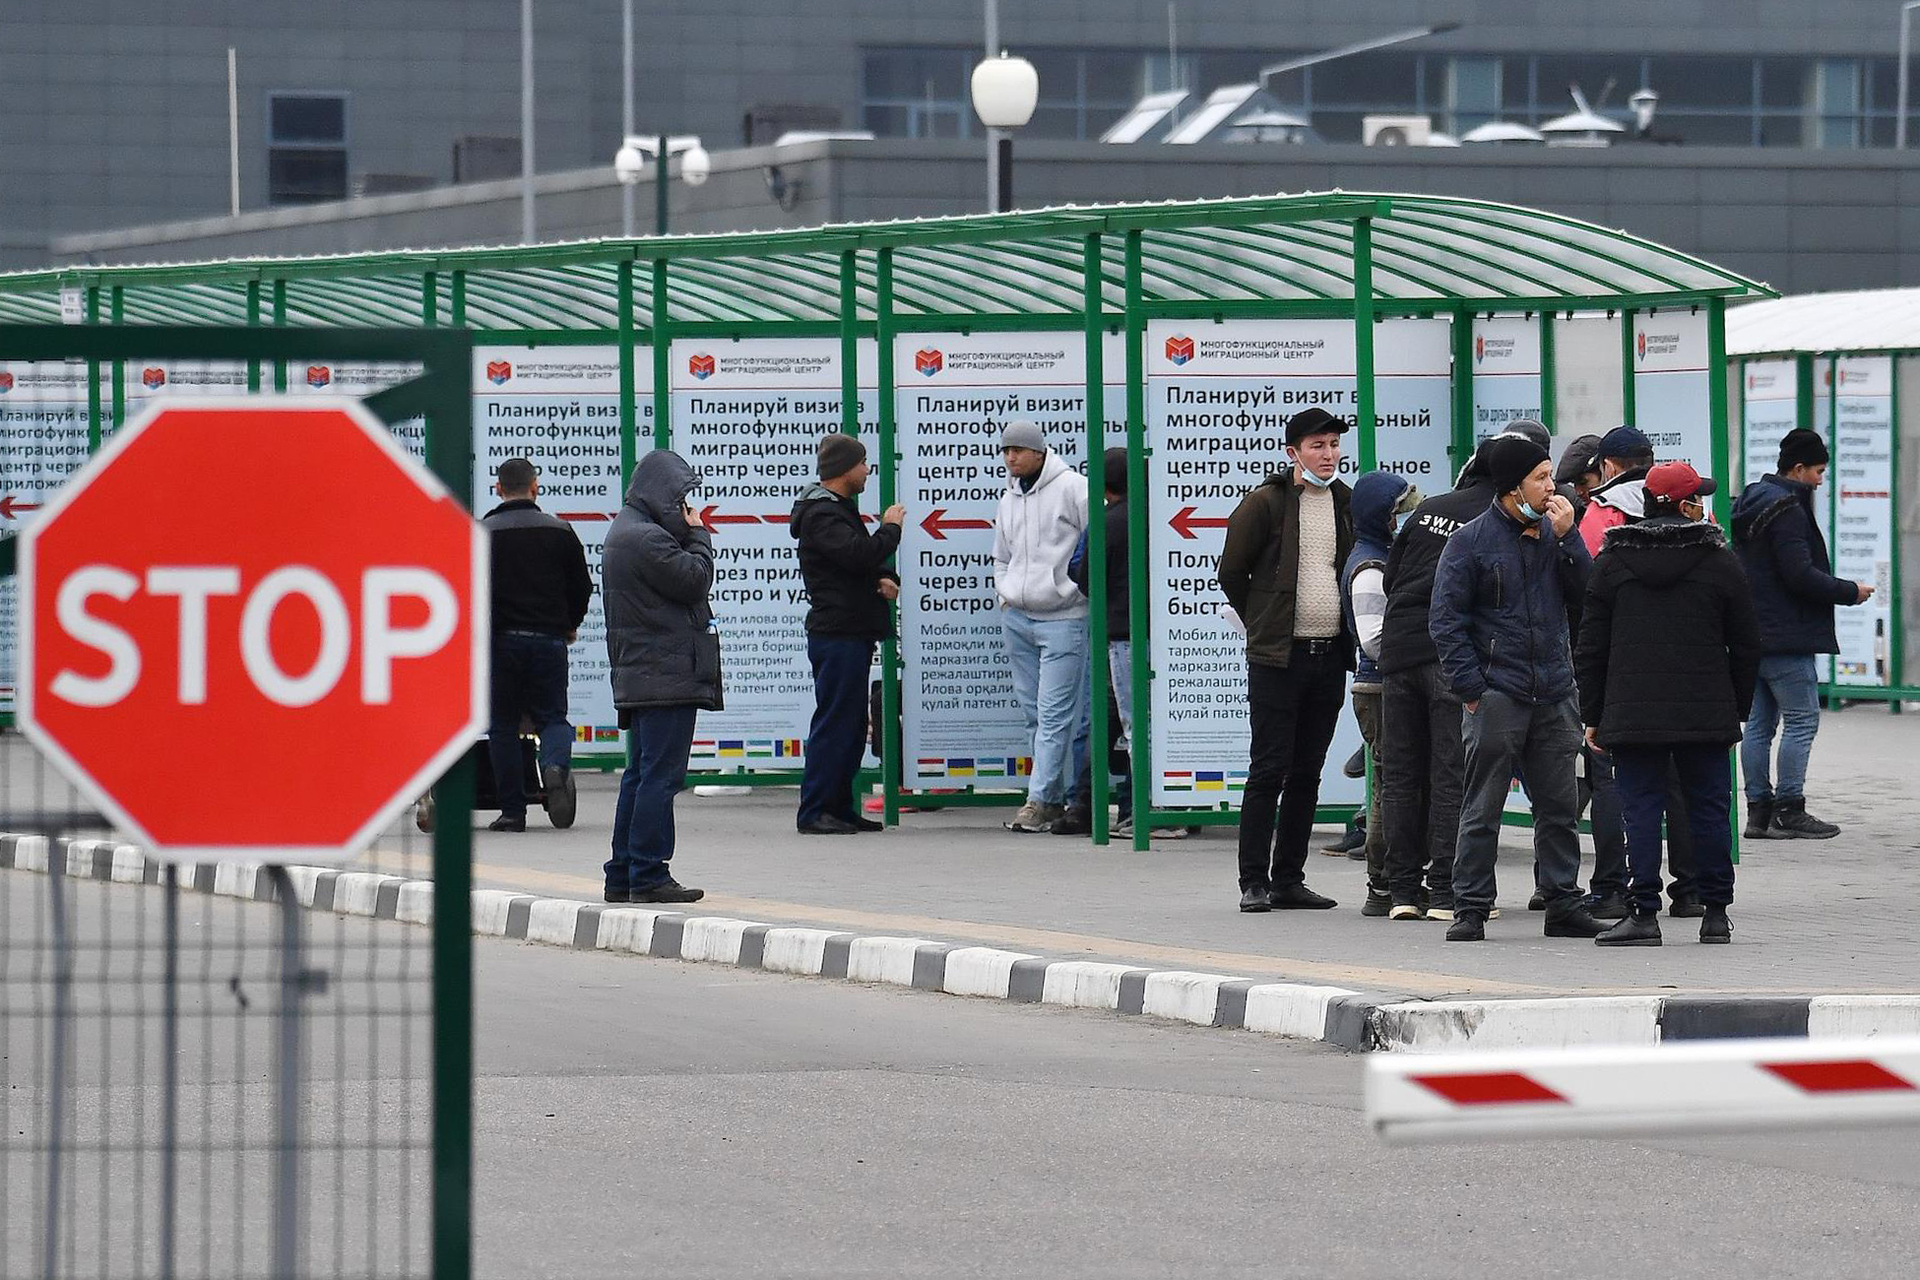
[485,360,512,385]
[688,353,716,380]
[141,367,166,389]
[305,365,332,388]
[1165,334,1195,365]
[914,348,944,377]
[0,372,13,394]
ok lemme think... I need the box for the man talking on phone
[601,448,721,905]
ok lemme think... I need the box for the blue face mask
[1300,466,1335,489]
[1516,499,1544,522]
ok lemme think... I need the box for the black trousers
[1379,661,1463,907]
[1237,642,1347,893]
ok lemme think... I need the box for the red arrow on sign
[555,511,612,523]
[1169,506,1228,540]
[920,508,993,541]
[0,495,42,520]
[699,505,763,528]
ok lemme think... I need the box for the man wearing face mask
[1217,407,1355,913]
[1429,435,1606,942]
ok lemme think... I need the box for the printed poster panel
[0,360,92,712]
[1140,318,1466,809]
[287,359,427,459]
[1470,317,1545,445]
[1739,359,1797,491]
[1552,314,1625,442]
[670,338,877,771]
[473,346,642,756]
[893,331,1120,787]
[121,359,250,415]
[1830,356,1894,687]
[1630,310,1713,471]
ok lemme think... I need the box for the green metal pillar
[617,258,638,486]
[1705,299,1731,525]
[1620,308,1638,427]
[1449,307,1474,472]
[875,248,903,827]
[245,279,262,392]
[271,278,288,391]
[1084,232,1111,845]
[109,285,124,433]
[84,286,102,451]
[651,258,671,449]
[1353,217,1378,472]
[1539,312,1557,434]
[839,249,860,436]
[1124,230,1151,852]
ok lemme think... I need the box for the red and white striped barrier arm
[1367,1036,1920,1144]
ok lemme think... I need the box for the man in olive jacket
[601,449,721,905]
[1216,407,1355,914]
[1577,462,1760,946]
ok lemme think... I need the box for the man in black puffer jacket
[790,434,905,835]
[601,450,722,906]
[1577,463,1760,946]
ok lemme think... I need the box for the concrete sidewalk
[469,704,1920,1003]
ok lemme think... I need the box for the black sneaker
[1050,809,1092,836]
[849,815,885,832]
[1545,907,1608,938]
[541,765,576,829]
[1700,906,1732,944]
[1527,890,1547,912]
[1320,818,1365,855]
[798,815,861,835]
[1669,895,1706,918]
[1743,798,1774,840]
[1240,887,1272,913]
[1361,891,1392,917]
[1445,910,1486,942]
[1596,911,1662,947]
[1586,893,1631,921]
[1268,885,1337,910]
[603,888,630,904]
[487,813,525,833]
[1771,799,1839,839]
[631,878,704,904]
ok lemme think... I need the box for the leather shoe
[1669,895,1706,918]
[487,814,525,832]
[1239,887,1272,913]
[1596,911,1662,947]
[1545,907,1607,938]
[849,815,885,832]
[1268,885,1337,910]
[797,815,860,835]
[1445,911,1486,942]
[631,878,704,904]
[1586,893,1631,921]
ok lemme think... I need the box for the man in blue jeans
[993,421,1090,833]
[1731,428,1874,840]
[481,458,593,832]
[601,450,720,904]
[790,434,906,834]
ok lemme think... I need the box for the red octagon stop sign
[18,399,486,862]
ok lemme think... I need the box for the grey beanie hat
[817,432,867,481]
[1504,417,1552,450]
[999,420,1046,453]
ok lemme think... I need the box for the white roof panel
[1727,289,1920,356]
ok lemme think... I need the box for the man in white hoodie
[993,420,1091,832]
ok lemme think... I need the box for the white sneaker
[1112,816,1134,837]
[1004,801,1058,833]
[1388,904,1425,920]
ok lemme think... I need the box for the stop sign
[18,398,486,862]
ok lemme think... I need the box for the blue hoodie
[1341,471,1411,689]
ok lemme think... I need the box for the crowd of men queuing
[478,400,1870,942]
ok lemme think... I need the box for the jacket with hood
[1379,448,1498,675]
[1341,472,1411,691]
[789,484,901,640]
[1731,472,1858,655]
[992,450,1090,618]
[1430,499,1592,706]
[1216,466,1356,670]
[1578,464,1649,556]
[1575,515,1761,747]
[602,450,723,711]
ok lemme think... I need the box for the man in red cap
[1576,462,1760,945]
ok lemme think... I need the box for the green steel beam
[1353,218,1378,472]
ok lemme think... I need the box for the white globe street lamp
[970,51,1038,212]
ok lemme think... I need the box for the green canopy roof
[0,191,1773,331]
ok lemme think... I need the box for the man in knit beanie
[1429,433,1605,942]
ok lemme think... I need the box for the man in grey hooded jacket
[601,450,720,904]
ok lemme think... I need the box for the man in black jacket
[1058,447,1134,837]
[482,458,594,832]
[1578,463,1760,946]
[790,434,905,835]
[1216,408,1354,913]
[1732,428,1873,839]
[601,450,720,905]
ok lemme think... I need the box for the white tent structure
[1728,288,1920,356]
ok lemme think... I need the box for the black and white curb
[7,832,1916,1053]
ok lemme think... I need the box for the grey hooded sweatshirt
[602,450,724,711]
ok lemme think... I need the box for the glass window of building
[1446,56,1502,134]
[266,93,348,206]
